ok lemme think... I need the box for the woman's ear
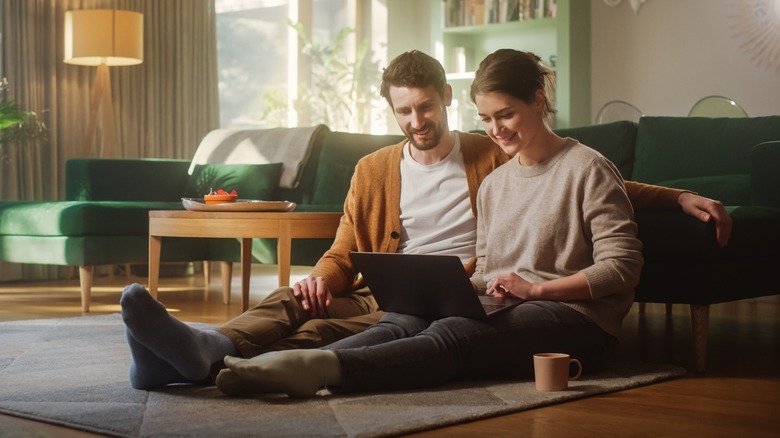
[534,89,546,110]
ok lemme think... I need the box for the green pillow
[183,163,283,200]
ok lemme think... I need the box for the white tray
[181,198,296,212]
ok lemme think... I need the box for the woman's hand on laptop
[293,276,333,317]
[486,273,532,299]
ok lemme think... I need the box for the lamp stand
[84,63,117,157]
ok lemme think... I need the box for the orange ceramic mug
[533,353,582,391]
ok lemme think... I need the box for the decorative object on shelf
[0,77,47,155]
[688,95,749,118]
[595,100,643,124]
[603,0,646,14]
[64,9,143,158]
[730,0,780,74]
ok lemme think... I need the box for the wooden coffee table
[148,210,342,311]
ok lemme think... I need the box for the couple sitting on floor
[120,49,731,397]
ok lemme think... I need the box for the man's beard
[406,123,444,151]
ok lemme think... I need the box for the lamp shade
[64,9,143,66]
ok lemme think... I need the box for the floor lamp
[64,9,143,158]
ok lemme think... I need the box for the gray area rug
[0,314,686,437]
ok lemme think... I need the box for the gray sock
[120,283,236,381]
[217,349,341,398]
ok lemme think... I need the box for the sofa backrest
[632,116,780,184]
[278,130,404,206]
[66,159,191,201]
[554,121,638,180]
[471,121,639,180]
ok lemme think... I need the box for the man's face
[388,85,451,151]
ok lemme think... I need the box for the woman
[214,49,643,398]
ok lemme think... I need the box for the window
[216,0,388,133]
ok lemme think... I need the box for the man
[121,50,731,389]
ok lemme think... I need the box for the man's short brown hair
[380,50,447,108]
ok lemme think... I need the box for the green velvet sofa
[1,116,778,372]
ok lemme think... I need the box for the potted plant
[0,77,47,153]
[259,22,380,133]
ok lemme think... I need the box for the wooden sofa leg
[78,266,94,313]
[220,261,232,305]
[690,304,710,373]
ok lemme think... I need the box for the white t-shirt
[396,135,476,263]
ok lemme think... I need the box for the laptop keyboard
[481,303,505,313]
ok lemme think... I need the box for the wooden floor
[0,264,778,437]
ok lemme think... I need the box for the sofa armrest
[66,158,192,201]
[751,141,780,208]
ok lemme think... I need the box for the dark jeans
[325,301,616,393]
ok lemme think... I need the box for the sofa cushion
[655,174,750,206]
[0,234,213,266]
[632,116,780,185]
[310,131,403,205]
[0,201,182,236]
[182,162,283,200]
[554,120,638,180]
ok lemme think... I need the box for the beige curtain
[0,0,219,280]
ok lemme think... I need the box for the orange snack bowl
[203,194,238,204]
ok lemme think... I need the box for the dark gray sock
[120,283,236,381]
[126,328,190,389]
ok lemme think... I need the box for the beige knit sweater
[473,139,644,337]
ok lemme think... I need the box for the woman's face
[474,91,543,157]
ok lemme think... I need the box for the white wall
[591,0,780,121]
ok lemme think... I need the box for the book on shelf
[444,0,557,28]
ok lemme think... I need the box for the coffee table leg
[241,238,252,311]
[277,221,292,287]
[148,235,161,300]
[219,262,232,305]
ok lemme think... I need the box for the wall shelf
[443,17,556,36]
[433,0,590,129]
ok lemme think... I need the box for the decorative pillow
[182,163,283,200]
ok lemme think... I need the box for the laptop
[349,251,523,319]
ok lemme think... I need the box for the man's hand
[677,192,732,247]
[292,276,333,318]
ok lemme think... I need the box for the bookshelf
[434,0,590,129]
